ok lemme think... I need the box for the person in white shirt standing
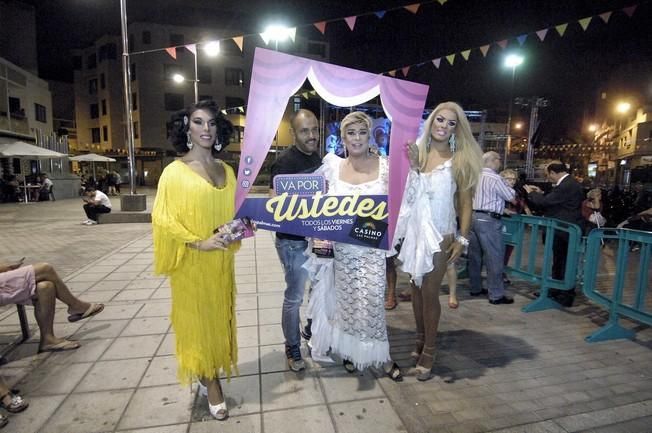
[81,185,112,225]
[468,151,516,304]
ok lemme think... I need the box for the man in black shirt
[269,109,321,372]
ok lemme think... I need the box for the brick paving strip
[0,195,651,432]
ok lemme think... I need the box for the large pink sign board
[235,48,429,247]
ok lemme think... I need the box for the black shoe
[489,296,514,305]
[301,320,312,341]
[470,289,488,297]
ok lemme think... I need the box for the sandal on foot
[397,292,412,302]
[0,393,28,413]
[415,365,433,381]
[0,414,7,429]
[343,359,356,373]
[384,362,403,382]
[384,298,397,310]
[38,340,80,353]
[448,298,459,309]
[68,303,104,323]
[209,400,228,421]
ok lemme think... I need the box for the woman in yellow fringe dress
[152,100,236,421]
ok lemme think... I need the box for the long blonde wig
[415,101,483,191]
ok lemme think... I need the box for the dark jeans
[83,204,111,221]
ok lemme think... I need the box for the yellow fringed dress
[152,159,238,384]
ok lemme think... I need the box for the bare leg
[32,263,88,314]
[447,263,458,308]
[203,377,224,405]
[385,256,397,309]
[32,282,78,350]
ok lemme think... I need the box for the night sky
[21,0,652,140]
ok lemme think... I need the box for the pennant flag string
[378,2,640,76]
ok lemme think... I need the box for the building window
[142,31,151,44]
[87,53,97,69]
[91,127,101,143]
[102,125,108,141]
[106,43,117,60]
[90,103,99,119]
[164,93,185,111]
[34,103,47,123]
[99,44,107,62]
[100,73,105,89]
[197,65,212,84]
[88,79,98,95]
[132,92,138,111]
[225,68,244,87]
[130,63,136,81]
[101,99,107,116]
[133,121,139,139]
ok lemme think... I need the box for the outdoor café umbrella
[0,141,67,203]
[69,153,116,179]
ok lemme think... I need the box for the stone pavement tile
[157,333,175,356]
[115,263,150,273]
[487,420,568,433]
[28,321,84,343]
[104,271,141,281]
[226,346,259,377]
[78,357,150,391]
[236,295,258,311]
[84,264,119,274]
[19,362,92,395]
[65,280,97,291]
[119,384,192,430]
[258,307,281,325]
[452,406,489,422]
[330,398,406,433]
[236,309,258,327]
[236,274,257,285]
[258,294,283,309]
[260,344,289,373]
[237,325,259,348]
[126,278,164,289]
[319,367,385,403]
[140,354,177,387]
[555,400,652,432]
[78,290,117,303]
[87,279,130,291]
[189,414,261,433]
[477,411,544,431]
[73,318,129,340]
[67,272,110,282]
[263,405,335,433]
[46,338,114,365]
[261,371,325,411]
[151,287,172,299]
[259,324,285,346]
[586,415,652,433]
[238,282,258,294]
[93,304,143,320]
[2,341,46,366]
[121,424,188,433]
[101,334,165,360]
[136,301,171,317]
[113,288,156,301]
[3,394,67,433]
[258,285,284,293]
[121,317,171,337]
[219,374,261,416]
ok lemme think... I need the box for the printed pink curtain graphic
[235,48,429,246]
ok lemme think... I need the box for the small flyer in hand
[312,239,334,258]
[214,217,256,245]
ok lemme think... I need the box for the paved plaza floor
[0,195,651,433]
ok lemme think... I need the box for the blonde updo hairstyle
[415,101,483,191]
[340,111,372,139]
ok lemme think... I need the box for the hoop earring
[214,140,222,152]
[449,133,456,153]
[186,132,193,150]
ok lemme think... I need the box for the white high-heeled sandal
[197,382,228,420]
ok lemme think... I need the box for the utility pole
[525,97,549,179]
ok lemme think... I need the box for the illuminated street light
[503,53,524,168]
[172,73,185,83]
[262,25,292,43]
[588,124,598,133]
[514,122,523,130]
[203,41,220,57]
[616,101,631,113]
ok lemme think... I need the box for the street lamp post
[119,0,137,196]
[503,54,523,169]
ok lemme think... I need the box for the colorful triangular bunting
[461,50,471,60]
[497,40,508,49]
[555,23,568,37]
[388,70,396,77]
[536,29,548,41]
[623,5,637,17]
[437,0,448,4]
[432,58,441,68]
[185,44,197,55]
[233,36,243,52]
[517,34,527,46]
[344,16,357,31]
[404,3,420,14]
[446,54,455,65]
[599,11,612,23]
[375,11,386,19]
[165,47,177,59]
[479,45,490,57]
[314,21,327,34]
[402,66,410,76]
[288,27,296,42]
[578,17,592,31]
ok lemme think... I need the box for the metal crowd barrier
[582,228,652,342]
[502,214,583,312]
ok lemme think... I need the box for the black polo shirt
[270,146,321,240]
